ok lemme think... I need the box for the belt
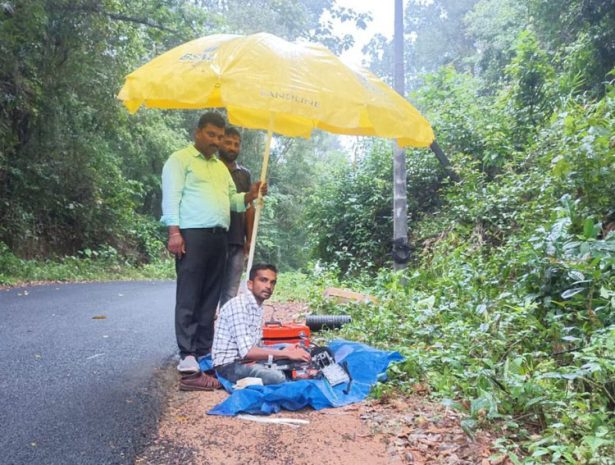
[203,227,227,234]
[181,227,228,234]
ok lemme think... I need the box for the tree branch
[430,140,460,182]
[102,12,178,34]
[67,5,179,34]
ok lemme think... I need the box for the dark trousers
[175,228,227,358]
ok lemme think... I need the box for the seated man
[212,264,311,385]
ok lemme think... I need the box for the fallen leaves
[360,396,508,465]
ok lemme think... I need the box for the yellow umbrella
[117,32,435,271]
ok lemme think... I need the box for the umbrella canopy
[118,32,434,148]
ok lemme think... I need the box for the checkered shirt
[212,292,263,367]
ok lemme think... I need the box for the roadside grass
[0,252,175,287]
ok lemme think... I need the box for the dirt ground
[135,302,507,465]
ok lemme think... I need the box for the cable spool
[305,315,352,332]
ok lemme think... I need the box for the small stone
[387,445,398,456]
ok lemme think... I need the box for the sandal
[179,372,222,391]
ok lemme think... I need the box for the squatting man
[212,264,311,385]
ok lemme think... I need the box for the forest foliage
[1,1,614,463]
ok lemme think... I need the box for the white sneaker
[177,355,200,373]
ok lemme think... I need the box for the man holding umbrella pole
[161,111,267,385]
[218,126,255,308]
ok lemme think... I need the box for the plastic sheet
[206,340,404,416]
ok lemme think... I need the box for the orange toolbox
[262,321,310,346]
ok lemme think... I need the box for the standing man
[213,264,311,385]
[218,127,255,307]
[161,112,266,376]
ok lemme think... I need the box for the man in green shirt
[161,112,266,376]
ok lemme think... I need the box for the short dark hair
[249,264,278,280]
[225,126,241,138]
[197,111,225,129]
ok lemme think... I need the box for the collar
[189,144,218,162]
[230,163,247,172]
[245,291,263,311]
[219,158,246,172]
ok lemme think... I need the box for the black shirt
[227,164,251,246]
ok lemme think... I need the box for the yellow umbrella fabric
[118,32,434,147]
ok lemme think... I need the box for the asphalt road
[0,281,178,465]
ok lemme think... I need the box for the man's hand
[246,344,310,363]
[259,181,268,197]
[245,181,268,204]
[167,228,185,258]
[279,345,311,362]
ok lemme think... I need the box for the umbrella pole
[245,124,273,278]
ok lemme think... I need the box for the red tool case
[262,321,310,346]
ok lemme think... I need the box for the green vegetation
[304,4,615,460]
[2,0,614,463]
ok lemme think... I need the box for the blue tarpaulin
[203,340,404,416]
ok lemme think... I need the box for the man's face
[248,269,277,304]
[218,134,241,164]
[194,123,225,157]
